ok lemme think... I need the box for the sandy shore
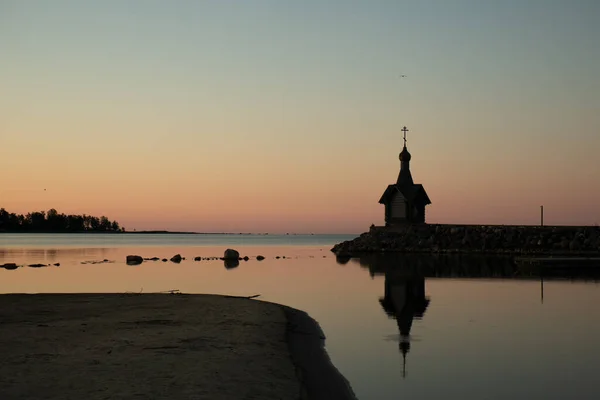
[0,294,356,400]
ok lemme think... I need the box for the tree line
[0,208,124,232]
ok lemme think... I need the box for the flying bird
[400,75,407,78]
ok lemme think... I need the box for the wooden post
[540,274,544,304]
[540,206,544,227]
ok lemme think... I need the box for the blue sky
[1,1,599,231]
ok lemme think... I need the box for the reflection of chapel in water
[379,269,430,378]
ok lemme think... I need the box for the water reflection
[0,247,111,262]
[339,254,434,379]
[338,252,600,382]
[379,268,430,378]
[348,253,600,281]
[224,259,240,269]
[356,253,518,278]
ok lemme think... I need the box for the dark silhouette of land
[0,294,357,400]
[0,208,122,233]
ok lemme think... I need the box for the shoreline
[0,293,356,400]
[282,305,357,400]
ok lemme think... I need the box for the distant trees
[0,208,124,233]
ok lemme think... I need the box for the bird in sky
[400,75,407,78]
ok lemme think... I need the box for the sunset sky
[1,1,599,233]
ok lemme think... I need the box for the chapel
[378,127,431,225]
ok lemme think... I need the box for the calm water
[0,233,357,248]
[1,233,599,400]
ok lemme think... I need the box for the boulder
[2,263,18,270]
[223,249,240,260]
[569,239,581,251]
[170,254,183,263]
[162,258,168,262]
[194,256,202,261]
[28,264,46,268]
[243,256,249,261]
[461,234,471,246]
[256,255,265,261]
[126,255,143,265]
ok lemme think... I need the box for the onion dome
[399,146,411,162]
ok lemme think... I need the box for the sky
[1,0,599,233]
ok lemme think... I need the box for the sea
[1,233,599,400]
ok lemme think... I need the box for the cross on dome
[401,126,409,147]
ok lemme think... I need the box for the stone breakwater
[331,224,600,257]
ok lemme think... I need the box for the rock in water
[2,263,18,270]
[256,255,265,261]
[223,249,240,260]
[194,256,202,261]
[170,254,183,263]
[126,255,143,265]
